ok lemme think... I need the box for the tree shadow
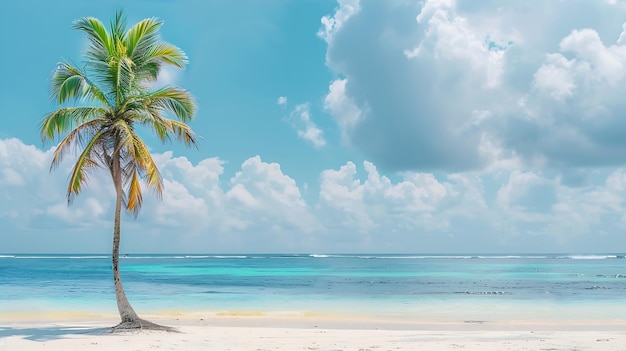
[0,326,110,342]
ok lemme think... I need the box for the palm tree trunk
[110,149,172,332]
[112,150,140,324]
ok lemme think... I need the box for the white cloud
[4,137,626,253]
[285,103,326,148]
[415,0,454,24]
[320,0,509,170]
[487,167,626,244]
[318,161,484,234]
[323,79,363,142]
[225,156,316,233]
[0,138,113,252]
[496,171,545,209]
[0,139,318,252]
[155,179,209,230]
[320,1,626,171]
[227,184,260,208]
[1,168,24,186]
[277,96,287,105]
[46,197,106,225]
[502,21,626,168]
[559,28,625,85]
[534,27,626,101]
[318,0,361,44]
[533,54,578,100]
[146,153,318,240]
[409,0,508,88]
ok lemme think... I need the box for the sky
[2,0,626,254]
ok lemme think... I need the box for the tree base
[111,318,178,333]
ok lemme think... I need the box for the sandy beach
[1,312,625,351]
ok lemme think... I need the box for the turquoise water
[1,254,626,320]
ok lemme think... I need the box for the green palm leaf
[51,63,110,106]
[126,17,162,60]
[73,16,112,63]
[48,117,108,170]
[146,86,196,122]
[41,107,108,141]
[66,129,106,204]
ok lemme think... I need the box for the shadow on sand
[0,326,111,342]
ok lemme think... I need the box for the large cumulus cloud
[320,0,626,171]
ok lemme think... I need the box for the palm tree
[41,11,197,330]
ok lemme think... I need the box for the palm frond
[146,87,196,122]
[126,17,162,61]
[41,107,108,142]
[134,110,170,142]
[118,56,136,97]
[49,118,108,170]
[141,42,187,70]
[135,61,161,83]
[73,17,112,63]
[115,120,163,195]
[110,10,127,44]
[93,141,114,174]
[112,120,163,215]
[131,92,197,147]
[67,129,106,204]
[168,119,198,147]
[130,134,163,196]
[126,171,143,216]
[112,119,134,152]
[51,63,110,106]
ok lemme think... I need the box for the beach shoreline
[3,254,626,349]
[3,306,626,328]
[2,312,625,350]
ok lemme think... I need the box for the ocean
[1,254,626,322]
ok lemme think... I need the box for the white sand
[1,313,625,350]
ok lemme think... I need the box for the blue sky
[3,0,626,253]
